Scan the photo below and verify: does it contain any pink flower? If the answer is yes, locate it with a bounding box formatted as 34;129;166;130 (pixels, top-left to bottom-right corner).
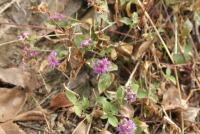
87;0;94;6
47;51;60;69
50;13;64;21
19;31;29;42
30;49;38;57
124;87;137;104
116;118;137;134
80;38;93;48
92;58;112;75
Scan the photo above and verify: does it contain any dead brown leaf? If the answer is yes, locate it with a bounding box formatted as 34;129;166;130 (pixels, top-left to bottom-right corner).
111;48;117;60
69;47;84;78
183;107;200;127
0;88;26;122
74;121;88;134
0;120;19;134
132;37;157;60
38;60;48;73
28;2;48;13
13;110;46;121
162;86;188;110
57;59;68;72
116;42;133;56
93;109;105;119
49;92;74;111
118;104;134;118
0;68;38;92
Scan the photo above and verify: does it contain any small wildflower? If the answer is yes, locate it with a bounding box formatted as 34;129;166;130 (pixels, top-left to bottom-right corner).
50;13;65;21
116;118;137;134
124;87;137;103
92;58;112;75
29;49;38;57
87;0;94;6
80;38;93;48
19;31;29;42
47;51;60;69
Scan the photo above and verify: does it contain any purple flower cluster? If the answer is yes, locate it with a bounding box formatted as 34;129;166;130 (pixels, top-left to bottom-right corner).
50;13;64;21
23;44;38;57
30;49;38;57
124;87;137;103
92;58;112;75
47;51;60;69
116;118;137;134
19;31;29;42
80;38;93;48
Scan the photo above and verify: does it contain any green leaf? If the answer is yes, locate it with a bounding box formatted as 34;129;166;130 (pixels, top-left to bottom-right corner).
82;96;89;110
101;114;108;119
86;58;99;68
59;50;68;57
96;96;107;103
149;94;158;102
116;86;125;104
120;0;136;6
74;104;82;117
74;35;85;48
108;62;118;72
119;17;131;25
103;101;112;113
100;14;113;25
150;84;156;94
111;104;118;114
166;67;171;76
182;19;193;36
100;50;106;56
194;12;200;25
137;89;147;99
98;73;112;94
80;27;90;35
108;115;118;127
66;90;77;103
105;47;113;54
166;75;176;84
172;53;186;64
172;43;193;64
86;114;92;123
130;84;139;93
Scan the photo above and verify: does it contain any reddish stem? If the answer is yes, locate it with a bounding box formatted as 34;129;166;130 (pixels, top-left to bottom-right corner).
106;29;136;39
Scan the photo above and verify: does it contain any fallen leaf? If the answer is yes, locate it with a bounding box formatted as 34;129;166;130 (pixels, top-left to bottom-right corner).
13;111;46;121
118;104;134;118
132;37;157;60
93;109;105;119
0;68;38;92
28;2;48;13
38;60;48;73
0;88;26;122
49;92;74;111
0;120;19;134
111;48;117;60
99;129;112;134
116;42;133;56
162;86;188;110
74;121;88;134
183;107;200;127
